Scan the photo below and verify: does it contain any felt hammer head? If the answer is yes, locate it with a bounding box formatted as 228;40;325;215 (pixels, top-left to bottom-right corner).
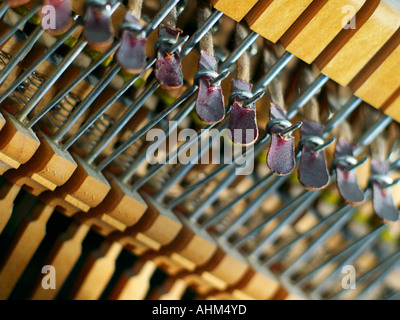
155;25;183;89
83;0;114;50
267;104;297;176
227;79;258;146
195;51;225;124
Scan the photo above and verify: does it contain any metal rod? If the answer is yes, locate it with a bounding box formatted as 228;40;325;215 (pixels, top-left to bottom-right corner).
99;86;198;171
353;115;392;156
142;0;181;36
263;205;355;267
130;120;225;190
153;121;230;201
86;79;159;164
189;168;238;222
253;51;294;94
25;40;119;127
0;25;45;86
53;63;122;142
355;253;400;300
167;134;269;210
241;190;321;254
323;97;362;133
17;38;88;122
348;156;368;171
286;74;329;120
281;210;357;279
0;22;81;106
307;226;385;296
121;96;197;183
0;1;10;20
219;174;290;240
332;251;400;300
313;138;335;153
202;171;276;228
167;52;299;214
220;32;259;72
86;9;224;165
211;95;359;239
242;91;264;107
0;2;42;47
281;121;303;137
210;70;230;86
94;50;196;168
180;10;223;58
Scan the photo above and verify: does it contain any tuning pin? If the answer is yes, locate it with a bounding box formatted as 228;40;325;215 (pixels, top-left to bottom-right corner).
83;0;115;50
155;25;184;89
332;138;365;205
194;51;226;124
266;104;302;176
227;79;259;146
42;0;73;35
116;12;147;74
370;159;400;222
298;121;332;190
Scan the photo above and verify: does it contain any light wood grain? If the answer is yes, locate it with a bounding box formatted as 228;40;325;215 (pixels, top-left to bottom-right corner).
246;0;313;43
41;156;111;216
0;182;21;233
281;0;366;64
0;112;40;174
352;27;400;108
109;260;157;300
83;174;148;236
71;241;123;300
383;91;400;121
0;203;54;300
150;278;187;300
184;249;249;294
212;0;259;22
231;269;281;300
316;0;400;86
30;222;90;300
118;194;183;255
150;222;218;275
5;132;77;195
